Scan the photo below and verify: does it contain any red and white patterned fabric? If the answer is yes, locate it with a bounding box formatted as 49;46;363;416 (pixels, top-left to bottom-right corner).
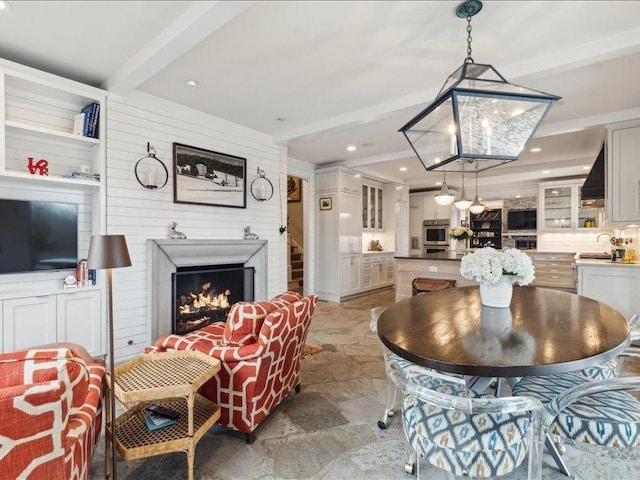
0;343;105;480
148;292;317;438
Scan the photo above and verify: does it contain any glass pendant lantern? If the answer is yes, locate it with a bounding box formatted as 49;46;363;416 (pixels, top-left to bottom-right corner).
399;0;560;173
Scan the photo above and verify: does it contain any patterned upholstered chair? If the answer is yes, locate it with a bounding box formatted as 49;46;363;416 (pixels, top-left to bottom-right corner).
388;355;545;479
148;292;317;443
513;347;640;470
579;314;640;380
0;343;105;480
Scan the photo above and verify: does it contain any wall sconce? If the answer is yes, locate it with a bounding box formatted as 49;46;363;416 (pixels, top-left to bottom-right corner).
134;142;168;189
250;167;274;201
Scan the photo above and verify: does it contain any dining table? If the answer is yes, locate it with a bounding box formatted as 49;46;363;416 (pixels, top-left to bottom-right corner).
377;285;631;476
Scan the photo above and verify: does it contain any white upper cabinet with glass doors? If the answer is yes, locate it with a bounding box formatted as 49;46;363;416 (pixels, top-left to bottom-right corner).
538;179;601;231
362;181;383;230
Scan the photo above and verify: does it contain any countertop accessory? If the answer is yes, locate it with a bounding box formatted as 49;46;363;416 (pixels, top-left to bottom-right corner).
399;0;560;174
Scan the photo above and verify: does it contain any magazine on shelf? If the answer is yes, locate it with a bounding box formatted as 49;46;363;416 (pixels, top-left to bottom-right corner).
144;412;176;431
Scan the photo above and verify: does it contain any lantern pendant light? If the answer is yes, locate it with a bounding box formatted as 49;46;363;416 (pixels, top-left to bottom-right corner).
468;164;485;214
399;0;560;173
434;171;455;206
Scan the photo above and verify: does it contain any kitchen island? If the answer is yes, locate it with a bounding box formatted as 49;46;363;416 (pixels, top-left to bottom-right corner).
394;253;476;302
576;258;640;320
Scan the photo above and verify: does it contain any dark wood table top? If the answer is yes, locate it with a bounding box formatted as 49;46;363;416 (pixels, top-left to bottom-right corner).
378;286;630;377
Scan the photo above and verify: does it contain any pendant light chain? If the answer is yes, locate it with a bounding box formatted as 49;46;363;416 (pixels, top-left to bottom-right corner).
465;16;474;63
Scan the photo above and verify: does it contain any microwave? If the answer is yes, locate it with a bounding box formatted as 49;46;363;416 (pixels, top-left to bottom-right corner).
423;219;450;245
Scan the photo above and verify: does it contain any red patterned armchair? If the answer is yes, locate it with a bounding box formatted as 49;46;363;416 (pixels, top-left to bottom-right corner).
148;292;317;443
0;343;105;480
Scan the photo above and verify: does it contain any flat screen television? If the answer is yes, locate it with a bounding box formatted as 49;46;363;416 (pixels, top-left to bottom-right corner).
507;209;537;230
0;199;78;274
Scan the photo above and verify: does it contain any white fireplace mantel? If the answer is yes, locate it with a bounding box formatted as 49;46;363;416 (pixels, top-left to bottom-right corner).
147;239;268;339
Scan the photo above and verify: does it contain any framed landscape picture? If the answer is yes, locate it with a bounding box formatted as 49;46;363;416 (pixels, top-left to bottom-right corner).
173;143;246;208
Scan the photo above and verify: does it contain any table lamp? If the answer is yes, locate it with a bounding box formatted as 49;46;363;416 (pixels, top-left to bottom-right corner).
87;234;132;480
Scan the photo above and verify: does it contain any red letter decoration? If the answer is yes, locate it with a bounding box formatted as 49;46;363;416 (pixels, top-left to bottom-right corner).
27;157;49;176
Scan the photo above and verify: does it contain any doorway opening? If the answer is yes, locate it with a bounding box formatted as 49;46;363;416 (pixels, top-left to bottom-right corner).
287;175;304;295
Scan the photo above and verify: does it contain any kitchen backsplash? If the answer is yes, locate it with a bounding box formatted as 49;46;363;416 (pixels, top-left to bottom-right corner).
538;227;640;253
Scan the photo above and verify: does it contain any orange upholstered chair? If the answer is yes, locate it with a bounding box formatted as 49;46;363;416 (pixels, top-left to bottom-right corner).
0;343;105;480
148;292;317;443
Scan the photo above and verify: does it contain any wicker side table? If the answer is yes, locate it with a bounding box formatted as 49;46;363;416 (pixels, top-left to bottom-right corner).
105;350;221;480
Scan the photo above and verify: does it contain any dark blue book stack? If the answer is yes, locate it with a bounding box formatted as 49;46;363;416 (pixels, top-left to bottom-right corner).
81;103;100;139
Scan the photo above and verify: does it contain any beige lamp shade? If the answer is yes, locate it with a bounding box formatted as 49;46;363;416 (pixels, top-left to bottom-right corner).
87;235;132;270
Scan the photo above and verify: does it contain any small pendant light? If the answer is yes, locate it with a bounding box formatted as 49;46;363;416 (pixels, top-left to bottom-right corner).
454;166;473;210
469;165;485;214
434;171;455;205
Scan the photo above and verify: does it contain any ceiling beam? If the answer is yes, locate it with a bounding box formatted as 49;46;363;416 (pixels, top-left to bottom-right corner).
273;26;640;146
103;1;255;95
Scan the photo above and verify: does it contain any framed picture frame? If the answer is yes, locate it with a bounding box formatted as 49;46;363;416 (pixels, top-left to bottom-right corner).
319;196;332;211
173;143;246;208
287;176;302;202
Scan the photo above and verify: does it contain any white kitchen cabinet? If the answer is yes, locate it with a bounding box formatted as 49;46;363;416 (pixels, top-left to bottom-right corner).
423;193;451;221
607;120;640;224
361;253;395;292
362;181;383;230
539;179;601;231
340;254;362;296
1;289;102;354
577;263;640;320
315;166;363;302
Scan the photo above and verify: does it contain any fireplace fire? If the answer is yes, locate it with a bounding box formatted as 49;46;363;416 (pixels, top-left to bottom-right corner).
172;265;254;335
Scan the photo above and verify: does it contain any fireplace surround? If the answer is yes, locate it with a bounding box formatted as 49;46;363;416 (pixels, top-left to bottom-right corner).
148;239;268;339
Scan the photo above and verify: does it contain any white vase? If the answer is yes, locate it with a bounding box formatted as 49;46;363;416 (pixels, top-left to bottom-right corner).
455;238;467;255
479;276;513;308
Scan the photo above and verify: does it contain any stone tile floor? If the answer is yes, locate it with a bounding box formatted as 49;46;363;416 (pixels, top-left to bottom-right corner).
91;288;640;479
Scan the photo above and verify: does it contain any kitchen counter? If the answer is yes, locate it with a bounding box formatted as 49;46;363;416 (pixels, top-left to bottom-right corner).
362;250;395;255
575;258;640;267
395;252;464;261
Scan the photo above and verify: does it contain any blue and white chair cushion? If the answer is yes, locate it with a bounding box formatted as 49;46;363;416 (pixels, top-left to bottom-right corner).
578;360;618;380
392;356;534;477
513;372;640;448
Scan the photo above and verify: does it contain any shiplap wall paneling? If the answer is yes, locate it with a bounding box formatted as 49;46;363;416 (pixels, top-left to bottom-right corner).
106;97;283;361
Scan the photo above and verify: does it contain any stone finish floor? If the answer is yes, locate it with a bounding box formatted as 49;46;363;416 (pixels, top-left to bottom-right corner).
91;288;640;479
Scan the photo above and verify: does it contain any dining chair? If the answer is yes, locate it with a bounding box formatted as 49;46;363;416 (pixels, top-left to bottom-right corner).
370;306;398;429
578;314;639;380
388;355;546;479
512;347;640;474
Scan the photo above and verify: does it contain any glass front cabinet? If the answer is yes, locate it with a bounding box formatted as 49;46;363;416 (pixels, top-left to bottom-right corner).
362;182;383;230
539;179;601;231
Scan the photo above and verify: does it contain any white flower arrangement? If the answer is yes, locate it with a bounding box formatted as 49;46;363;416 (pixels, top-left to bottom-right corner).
450;226;474;240
459;247;535;286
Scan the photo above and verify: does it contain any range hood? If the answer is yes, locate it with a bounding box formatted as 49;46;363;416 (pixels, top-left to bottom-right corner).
580;144;605;207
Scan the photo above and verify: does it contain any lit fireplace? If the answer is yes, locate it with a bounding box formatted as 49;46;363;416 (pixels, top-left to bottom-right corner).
172;264;255;335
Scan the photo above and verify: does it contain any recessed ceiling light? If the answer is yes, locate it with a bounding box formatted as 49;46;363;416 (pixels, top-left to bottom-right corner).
346;145;357;152
276;116;287;122
583;165;591;170
541;170;551;174
435;181;442;186
0;1;12;11
185;79;199;86
361;142;375;147
515;195;522;198
354;173;361;178
530;147;542;153
399;167;408;172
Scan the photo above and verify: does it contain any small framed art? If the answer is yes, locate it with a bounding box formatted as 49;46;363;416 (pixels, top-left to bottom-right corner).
319;196;332;211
